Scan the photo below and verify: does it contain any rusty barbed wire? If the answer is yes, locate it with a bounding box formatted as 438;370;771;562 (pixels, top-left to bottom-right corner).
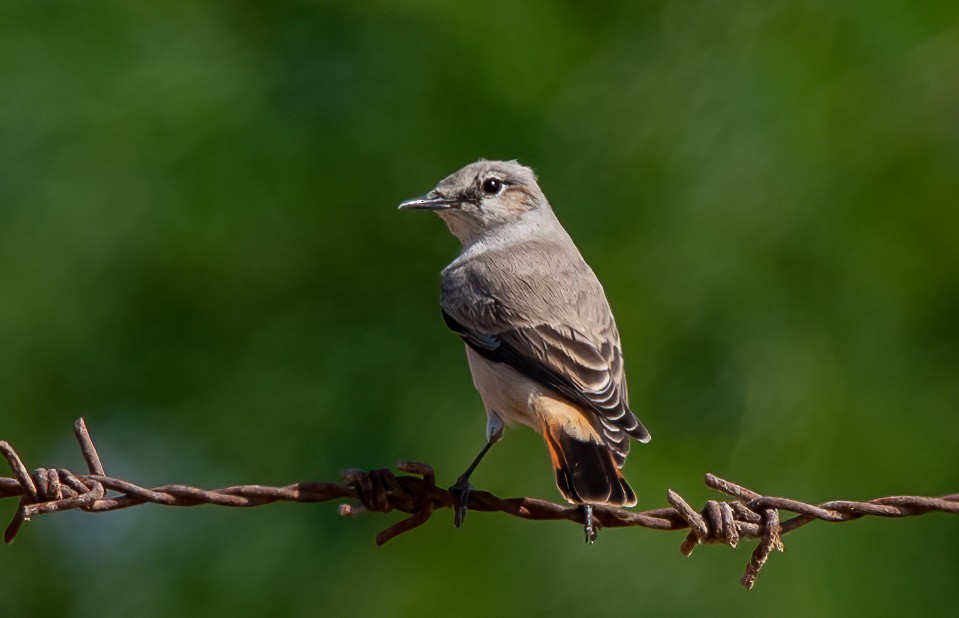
1;419;957;589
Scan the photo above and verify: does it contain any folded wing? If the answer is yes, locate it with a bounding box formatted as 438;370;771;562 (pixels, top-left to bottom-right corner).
442;308;650;467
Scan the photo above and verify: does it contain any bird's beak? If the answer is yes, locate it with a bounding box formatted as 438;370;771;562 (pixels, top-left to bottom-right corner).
397;194;459;211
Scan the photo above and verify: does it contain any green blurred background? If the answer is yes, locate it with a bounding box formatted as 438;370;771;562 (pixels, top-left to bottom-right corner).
2;1;957;615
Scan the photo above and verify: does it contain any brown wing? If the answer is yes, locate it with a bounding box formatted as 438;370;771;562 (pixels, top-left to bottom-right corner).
440;240;650;466
443;310;650;465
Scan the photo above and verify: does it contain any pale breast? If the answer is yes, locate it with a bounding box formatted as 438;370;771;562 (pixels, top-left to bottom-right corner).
466;347;541;430
465;347;602;443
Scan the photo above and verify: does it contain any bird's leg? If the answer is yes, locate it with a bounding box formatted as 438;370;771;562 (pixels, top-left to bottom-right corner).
449;416;503;528
449;440;493;528
582;504;598;544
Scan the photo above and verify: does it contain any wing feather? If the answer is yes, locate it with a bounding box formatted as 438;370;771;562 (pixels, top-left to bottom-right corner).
441;240;651;463
445;310;649;440
442;238;649;465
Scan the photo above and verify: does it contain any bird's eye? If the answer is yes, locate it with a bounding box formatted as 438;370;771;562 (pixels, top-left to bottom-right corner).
482;178;503;195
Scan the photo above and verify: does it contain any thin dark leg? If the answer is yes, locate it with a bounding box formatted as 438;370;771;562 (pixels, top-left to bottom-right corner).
449;435;500;528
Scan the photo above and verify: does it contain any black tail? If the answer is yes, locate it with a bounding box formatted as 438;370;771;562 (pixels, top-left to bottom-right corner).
544;425;637;507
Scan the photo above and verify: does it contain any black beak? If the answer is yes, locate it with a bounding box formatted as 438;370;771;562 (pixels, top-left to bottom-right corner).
397;195;459;211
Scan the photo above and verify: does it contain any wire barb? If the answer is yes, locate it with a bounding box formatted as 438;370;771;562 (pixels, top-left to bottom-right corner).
2;420;957;588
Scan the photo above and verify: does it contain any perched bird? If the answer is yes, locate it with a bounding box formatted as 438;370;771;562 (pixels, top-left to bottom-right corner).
399;160;650;538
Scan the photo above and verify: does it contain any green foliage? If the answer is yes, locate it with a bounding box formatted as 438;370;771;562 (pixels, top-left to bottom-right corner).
1;1;957;615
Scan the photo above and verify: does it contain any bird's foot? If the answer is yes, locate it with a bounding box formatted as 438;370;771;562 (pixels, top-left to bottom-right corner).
449;476;471;528
582;504;598;544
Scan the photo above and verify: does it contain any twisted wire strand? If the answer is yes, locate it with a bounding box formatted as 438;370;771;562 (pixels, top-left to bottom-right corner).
1;419;957;589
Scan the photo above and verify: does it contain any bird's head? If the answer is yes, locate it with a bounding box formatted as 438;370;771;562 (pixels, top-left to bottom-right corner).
398;159;550;245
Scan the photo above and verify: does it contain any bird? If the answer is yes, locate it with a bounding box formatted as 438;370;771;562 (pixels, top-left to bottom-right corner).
398;159;650;540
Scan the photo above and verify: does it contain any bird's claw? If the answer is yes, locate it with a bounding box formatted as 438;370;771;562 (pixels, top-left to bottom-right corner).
449;477;471;528
583;504;598;544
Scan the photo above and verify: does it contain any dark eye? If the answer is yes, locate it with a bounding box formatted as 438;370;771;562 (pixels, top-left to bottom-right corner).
482;177;503;195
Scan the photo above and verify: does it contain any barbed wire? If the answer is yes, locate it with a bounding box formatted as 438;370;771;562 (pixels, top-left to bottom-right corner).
2;419;957;589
